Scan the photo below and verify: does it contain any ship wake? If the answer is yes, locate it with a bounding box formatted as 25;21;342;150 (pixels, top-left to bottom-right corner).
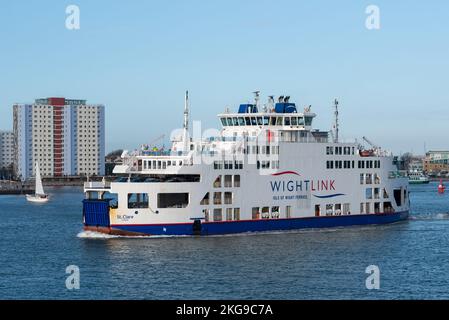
409;213;449;221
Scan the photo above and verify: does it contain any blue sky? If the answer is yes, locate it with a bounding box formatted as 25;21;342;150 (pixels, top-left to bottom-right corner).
0;0;448;154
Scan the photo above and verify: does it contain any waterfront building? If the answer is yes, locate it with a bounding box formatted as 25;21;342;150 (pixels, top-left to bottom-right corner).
0;131;15;169
424;151;449;173
13;97;105;180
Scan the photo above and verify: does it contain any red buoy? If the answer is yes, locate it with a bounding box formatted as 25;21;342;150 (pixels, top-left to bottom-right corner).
438;179;446;194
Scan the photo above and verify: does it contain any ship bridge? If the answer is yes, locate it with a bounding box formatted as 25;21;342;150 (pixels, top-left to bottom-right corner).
218;96;316;132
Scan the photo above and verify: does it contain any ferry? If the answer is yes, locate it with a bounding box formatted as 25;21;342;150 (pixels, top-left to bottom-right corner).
408;170;430;185
82;92;410;236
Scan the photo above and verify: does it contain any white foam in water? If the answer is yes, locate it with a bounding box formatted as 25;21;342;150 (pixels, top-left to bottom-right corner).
76;230;190;239
436;213;449;220
77;230;120;239
410;213;449;220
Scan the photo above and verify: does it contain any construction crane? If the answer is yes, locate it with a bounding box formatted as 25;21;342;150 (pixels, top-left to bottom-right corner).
146;134;166;152
362;136;379;151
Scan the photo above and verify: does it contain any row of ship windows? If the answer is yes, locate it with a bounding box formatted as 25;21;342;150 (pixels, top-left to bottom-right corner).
213;161;244;170
212;175;241;188
360;202;394;214
221;116;312;127
326;160;381;169
200;192;234;205
326;146;355;155
204;208;241;222
245;145;280;155
366;187;389;200
143;160;184;170
204;206;284;222
125;193;189;209
361;173;381;185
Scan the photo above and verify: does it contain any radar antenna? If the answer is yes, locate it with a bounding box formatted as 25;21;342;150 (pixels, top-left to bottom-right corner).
333;99;339;143
183;91;190;153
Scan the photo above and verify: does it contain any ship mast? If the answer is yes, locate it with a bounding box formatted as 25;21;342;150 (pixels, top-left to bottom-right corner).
333;99;339;143
183;90;190;154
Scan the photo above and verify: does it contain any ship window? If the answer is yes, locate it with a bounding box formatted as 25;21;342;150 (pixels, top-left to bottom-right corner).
298;117;304;125
203;209;210;222
393;189;402;207
252;207;260;220
271;206;279;219
343;203;350;215
221;118;227;126
157;193;189;208
226;118;233;126
225;208;233;221
270;117;276;125
326;204;334;216
335;204;342;215
360;203;364;214
284;117;290;126
276;117;283;126
234;208;240;221
234;175;240;187
213;176;222;188
238;117;245;126
224;192;233;204
213;208;222;222
360;174;364;184
162;162;167;169
374;202;381;213
233;117;239;126
251;117;257;126
286;206;292;218
383;188;389;198
261;207;270;219
200;192;210;205
326;146;334;155
245;117;251;125
127;193;149;209
224;175;232;187
213;192;222;205
291;117;297;126
366;174;373;184
305;116;313;126
366;188;373;199
263;116;270;125
257;117;263;126
374;173;381;184
366;202;370;214
384;202;394;213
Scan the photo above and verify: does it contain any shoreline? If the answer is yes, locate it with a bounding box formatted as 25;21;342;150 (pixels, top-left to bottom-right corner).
0;176;114;195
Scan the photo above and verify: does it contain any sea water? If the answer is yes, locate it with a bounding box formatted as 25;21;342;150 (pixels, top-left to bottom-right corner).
0;183;448;299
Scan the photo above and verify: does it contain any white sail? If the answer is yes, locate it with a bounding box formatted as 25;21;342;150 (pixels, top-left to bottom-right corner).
35;162;45;196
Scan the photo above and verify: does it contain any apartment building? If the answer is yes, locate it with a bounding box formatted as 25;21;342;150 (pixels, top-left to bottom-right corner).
13;97;105;180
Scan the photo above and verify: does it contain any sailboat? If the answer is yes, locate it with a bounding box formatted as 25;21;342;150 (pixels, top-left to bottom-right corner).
26;162;49;203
